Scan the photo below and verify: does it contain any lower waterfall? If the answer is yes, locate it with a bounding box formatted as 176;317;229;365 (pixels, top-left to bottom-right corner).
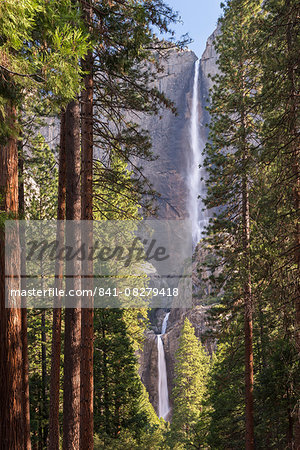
157;312;170;419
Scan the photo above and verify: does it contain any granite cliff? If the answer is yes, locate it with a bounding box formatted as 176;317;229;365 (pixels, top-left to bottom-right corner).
138;30;218;416
133;28;219;221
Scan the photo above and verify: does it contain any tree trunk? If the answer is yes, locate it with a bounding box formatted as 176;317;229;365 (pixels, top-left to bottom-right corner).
19;148;32;449
48;111;66;450
285;1;300;444
0;103;24;448
102;327;110;437
240;88;255;449
80;1;94;447
41;309;47;447
243;175;254;450
63;100;82;450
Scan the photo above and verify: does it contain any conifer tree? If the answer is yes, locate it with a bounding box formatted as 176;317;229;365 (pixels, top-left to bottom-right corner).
170;318;210;448
0;3;37;445
77;0;185;443
22;125;59;449
0;2;88;445
63;99;82;450
204;2;263;447
94;309;160;448
0;94;24;450
255;1;300;441
202;1;300;447
18;144;31;450
207;321;248;449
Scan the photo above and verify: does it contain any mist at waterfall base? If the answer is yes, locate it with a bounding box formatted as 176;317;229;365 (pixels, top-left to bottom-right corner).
157;312;170;419
187;60;209;248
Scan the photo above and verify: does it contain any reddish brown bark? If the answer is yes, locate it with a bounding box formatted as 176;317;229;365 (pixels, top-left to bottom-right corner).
240;73;255;449
0;104;24;449
244;284;254;450
80;1;94;447
21;309;31;450
63;100;82;450
48;111;66;450
41;309;48;446
242;163;254;450
242;177;254;450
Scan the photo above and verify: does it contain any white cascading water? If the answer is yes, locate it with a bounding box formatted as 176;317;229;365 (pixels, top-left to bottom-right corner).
157;312;170;419
188;60;208;246
156;61;208;420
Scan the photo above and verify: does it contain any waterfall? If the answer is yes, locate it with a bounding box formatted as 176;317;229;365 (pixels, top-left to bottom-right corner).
188;60;208;246
157;312;170;419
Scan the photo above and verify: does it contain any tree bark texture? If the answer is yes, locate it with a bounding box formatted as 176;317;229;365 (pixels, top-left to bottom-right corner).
63;100;82;450
80;1;94;447
0;104;24;449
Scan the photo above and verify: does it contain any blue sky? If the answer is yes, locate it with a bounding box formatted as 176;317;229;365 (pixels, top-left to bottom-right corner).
164;0;222;58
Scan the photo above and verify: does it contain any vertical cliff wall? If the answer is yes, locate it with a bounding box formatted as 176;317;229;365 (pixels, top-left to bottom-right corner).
136;49;197;219
134;29;219;223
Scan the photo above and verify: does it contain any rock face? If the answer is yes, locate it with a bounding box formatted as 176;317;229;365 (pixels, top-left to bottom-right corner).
200;27;220;95
133;30;219;221
139;31;218;416
137;49;197;219
163;305;215;411
139;330;159;409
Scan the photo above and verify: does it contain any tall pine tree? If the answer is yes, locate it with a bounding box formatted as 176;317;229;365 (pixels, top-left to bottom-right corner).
204;1;263;446
170;318;210;448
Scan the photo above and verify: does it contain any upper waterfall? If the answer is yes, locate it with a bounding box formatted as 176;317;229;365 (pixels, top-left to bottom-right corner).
188;60;208;246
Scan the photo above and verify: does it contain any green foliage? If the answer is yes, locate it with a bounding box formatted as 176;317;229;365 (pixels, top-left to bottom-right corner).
0;0;88;94
0;0;89;141
94;154;141;220
94;423;166;450
27;309;53;448
94;309;162;447
23;134;58;220
169;318;210;448
0;0;41;60
254;336;299;448
202;0;300;447
207;331;245;449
